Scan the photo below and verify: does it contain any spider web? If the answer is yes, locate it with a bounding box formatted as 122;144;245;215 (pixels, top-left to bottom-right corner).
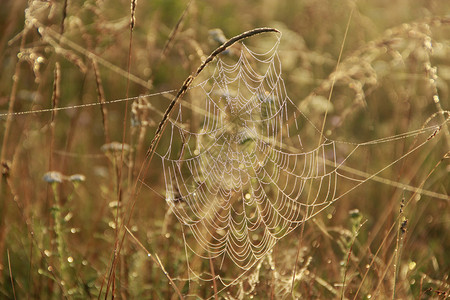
152;34;443;288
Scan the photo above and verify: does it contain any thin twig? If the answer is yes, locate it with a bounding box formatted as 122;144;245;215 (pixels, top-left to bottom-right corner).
392;196;407;300
159;0;193;61
32;19;152;89
59;0;68;36
0;13;28;178
209;256;219;300
124;226;184;299
291;218;305;296
105;1;137;298
49;62;61;170
340;220;366;300
7;249;17;300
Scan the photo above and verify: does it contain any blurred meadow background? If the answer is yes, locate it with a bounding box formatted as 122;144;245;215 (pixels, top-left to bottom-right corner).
0;0;449;299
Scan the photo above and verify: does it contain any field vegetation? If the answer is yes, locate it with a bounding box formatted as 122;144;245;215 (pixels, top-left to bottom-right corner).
0;0;449;299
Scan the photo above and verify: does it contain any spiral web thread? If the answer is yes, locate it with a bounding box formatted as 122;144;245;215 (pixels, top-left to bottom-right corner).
154;35;443;286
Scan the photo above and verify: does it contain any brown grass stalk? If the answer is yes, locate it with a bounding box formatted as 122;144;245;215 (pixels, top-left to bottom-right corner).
49;62;61;171
209;255;219;300
125;226;184;299
159;0;193;61
92;59;111;144
59;0;68;36
0;21;29;276
7;249;17;300
104;1;138;297
32;19;151;89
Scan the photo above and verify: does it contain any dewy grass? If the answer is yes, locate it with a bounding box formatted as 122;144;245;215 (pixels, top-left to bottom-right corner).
42;170;88;297
43;171;69;296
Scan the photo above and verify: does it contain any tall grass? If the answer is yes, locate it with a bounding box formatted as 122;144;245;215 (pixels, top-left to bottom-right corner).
0;0;449;299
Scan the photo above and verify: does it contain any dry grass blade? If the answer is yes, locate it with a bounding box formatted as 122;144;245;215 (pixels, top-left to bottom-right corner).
392;196;406;299
124;226;184;299
31;19;152;89
159;0;193;61
92;59;111;144
49;62;61;170
0;19;28;164
0;24;29;268
105;1;138;297
209;255;219;300
7;249;17;300
318;4;355;147
59;0;68;36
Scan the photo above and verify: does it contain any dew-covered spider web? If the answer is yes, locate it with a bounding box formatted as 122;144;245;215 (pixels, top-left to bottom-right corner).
150;33;446;289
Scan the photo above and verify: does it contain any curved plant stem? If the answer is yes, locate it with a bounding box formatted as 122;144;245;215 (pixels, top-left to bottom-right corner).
145;27;280;161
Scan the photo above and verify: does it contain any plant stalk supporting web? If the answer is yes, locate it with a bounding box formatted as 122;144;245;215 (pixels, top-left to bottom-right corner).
145;27;280;161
